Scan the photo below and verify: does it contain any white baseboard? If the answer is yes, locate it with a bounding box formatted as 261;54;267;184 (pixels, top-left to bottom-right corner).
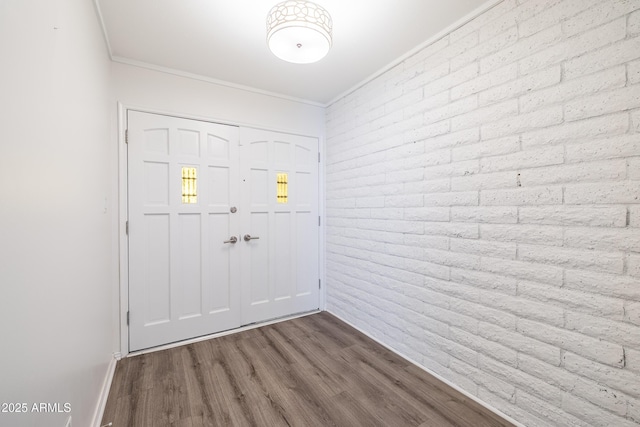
91;354;118;427
327;310;525;427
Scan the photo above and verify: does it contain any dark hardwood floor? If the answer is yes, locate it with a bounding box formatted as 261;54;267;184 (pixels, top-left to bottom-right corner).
102;312;514;427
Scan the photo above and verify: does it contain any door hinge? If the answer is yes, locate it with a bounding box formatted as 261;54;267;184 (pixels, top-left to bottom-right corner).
318;216;321;226
125;129;129;144
126;221;129;235
318;152;320;163
126;311;130;326
319;279;321;289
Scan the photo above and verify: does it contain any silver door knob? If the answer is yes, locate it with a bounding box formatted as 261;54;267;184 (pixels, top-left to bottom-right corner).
243;234;260;242
224;236;238;244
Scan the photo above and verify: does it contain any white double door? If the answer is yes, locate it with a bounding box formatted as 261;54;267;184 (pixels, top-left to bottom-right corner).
127;111;319;351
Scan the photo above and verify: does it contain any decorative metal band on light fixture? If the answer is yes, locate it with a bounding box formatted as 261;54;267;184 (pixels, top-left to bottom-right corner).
267;0;333;64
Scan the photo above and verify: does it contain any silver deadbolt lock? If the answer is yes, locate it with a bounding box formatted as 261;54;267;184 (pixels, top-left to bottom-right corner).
230;207;237;213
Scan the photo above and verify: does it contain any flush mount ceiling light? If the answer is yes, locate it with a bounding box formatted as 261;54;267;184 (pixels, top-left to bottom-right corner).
266;0;333;64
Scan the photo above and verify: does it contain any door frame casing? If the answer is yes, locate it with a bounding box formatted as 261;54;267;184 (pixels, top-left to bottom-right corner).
117;103;326;356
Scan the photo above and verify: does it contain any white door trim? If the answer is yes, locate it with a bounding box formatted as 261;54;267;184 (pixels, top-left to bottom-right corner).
117;102;326;356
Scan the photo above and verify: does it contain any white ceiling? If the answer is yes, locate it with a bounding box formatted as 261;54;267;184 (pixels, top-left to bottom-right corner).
96;0;492;105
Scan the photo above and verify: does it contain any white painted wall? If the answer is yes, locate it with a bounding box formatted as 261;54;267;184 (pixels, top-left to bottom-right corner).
0;0;113;426
111;62;326;136
325;1;640;426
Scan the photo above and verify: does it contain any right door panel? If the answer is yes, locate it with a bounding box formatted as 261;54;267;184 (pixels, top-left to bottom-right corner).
239;128;320;324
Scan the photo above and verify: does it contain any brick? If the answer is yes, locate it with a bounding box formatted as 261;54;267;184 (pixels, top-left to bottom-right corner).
627;347;640;374
385;88;422;115
518;354;629;417
425;248;480;270
631;8;640;35
481;389;551;427
423;63;479;98
564;181;640;204
520;66;626;113
515;390;591;427
404;207;449;221
518;0;601;37
481;224;564;246
517;280;624;320
480;24;563;73
424;222;479;239
629;156;640;180
370;207;403;220
478;354;564;402
451;206;518;223
518;205;627;227
424;160;479;180
423;127;480;151
565;85;640;122
519;17;626;75
564;36;640;80
404;62;450;93
450;99;519;132
629;59;640;84
481;105;564;140
517;318;625;367
563;0;640;37
565;310;640;349
452;135;520;162
452;26;519;72
423;191;478;207
412;178;450;193
564;226;640;252
479;66;561;106
449;359;516;401
384;194;423;208
518;243;624;274
424;276;478;303
426;32;479;73
521;113;628;148
404;36;449;69
632;206;640;227
405;122;450;146
628;253;640;278
481;186;563;206
634;110;640;133
403;234;449;251
403;90;449;120
480;257;564;285
450;0;518;43
450;327;517;366
448;297;517;330
451;170;517;191
480;145;563;173
423;148;451;166
450;267;517;294
566;134;640;163
625;299;640;325
451;63;518;100
423;95;478;125
450;238;516;260
563;351;640;399
565;269;640;301
385;167;423;184
479;322;561;364
562;393;638;427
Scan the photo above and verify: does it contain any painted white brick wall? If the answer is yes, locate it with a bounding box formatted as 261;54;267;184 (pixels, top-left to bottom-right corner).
325;0;640;425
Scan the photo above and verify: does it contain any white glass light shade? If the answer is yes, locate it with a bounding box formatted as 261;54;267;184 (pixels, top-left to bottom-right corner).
267;1;333;64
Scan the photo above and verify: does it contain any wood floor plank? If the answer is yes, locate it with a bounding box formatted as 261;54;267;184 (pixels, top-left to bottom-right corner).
102;312;515;427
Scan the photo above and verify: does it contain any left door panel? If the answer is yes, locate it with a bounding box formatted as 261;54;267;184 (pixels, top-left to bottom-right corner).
128;111;240;351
